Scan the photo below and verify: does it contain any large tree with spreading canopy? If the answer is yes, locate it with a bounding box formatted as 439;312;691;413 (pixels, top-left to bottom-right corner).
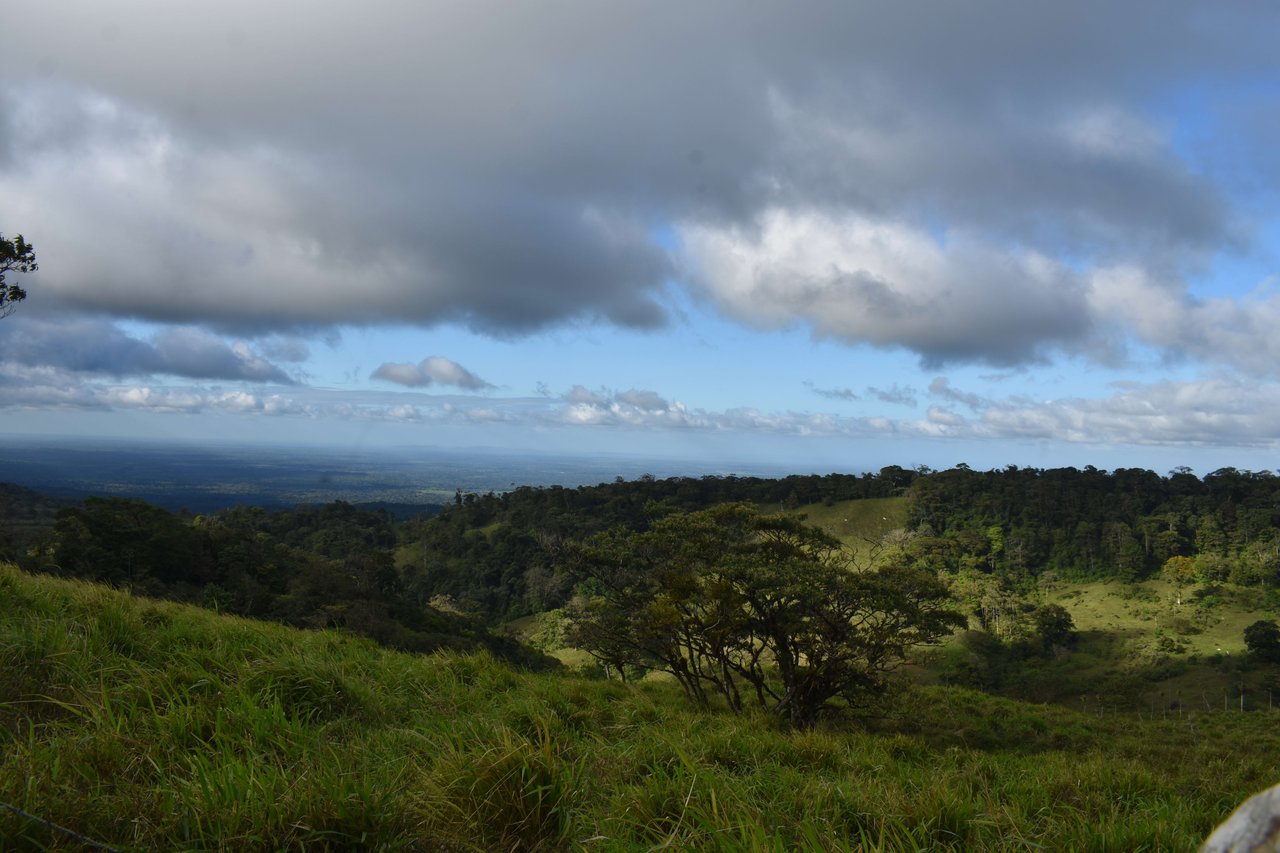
566;503;962;728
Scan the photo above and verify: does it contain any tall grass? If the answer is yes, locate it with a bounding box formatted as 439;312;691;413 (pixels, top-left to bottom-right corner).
0;562;1271;850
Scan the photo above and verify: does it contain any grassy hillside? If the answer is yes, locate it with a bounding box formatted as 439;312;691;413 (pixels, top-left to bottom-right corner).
1048;577;1269;656
1027;577;1280;710
784;497;909;542
782;496;910;563
4;563;1280;850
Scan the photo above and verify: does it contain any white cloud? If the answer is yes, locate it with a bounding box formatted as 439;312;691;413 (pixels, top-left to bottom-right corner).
564;385;606;405
98;386;205;412
371;356;492;390
974;378;1280;446
1087;267;1280;377
681;208;1092;367
213;391;261;412
615;388;670;412
6;363;1280;451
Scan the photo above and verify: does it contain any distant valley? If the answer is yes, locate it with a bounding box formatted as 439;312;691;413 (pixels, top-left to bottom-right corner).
0;436;805;514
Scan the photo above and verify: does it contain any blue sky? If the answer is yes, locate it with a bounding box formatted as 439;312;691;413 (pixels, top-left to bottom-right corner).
4;2;1280;475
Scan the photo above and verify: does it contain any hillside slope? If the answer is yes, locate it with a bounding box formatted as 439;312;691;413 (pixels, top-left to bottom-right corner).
3;563;1279;850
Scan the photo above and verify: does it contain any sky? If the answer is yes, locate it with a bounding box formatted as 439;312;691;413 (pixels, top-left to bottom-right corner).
4;1;1280;474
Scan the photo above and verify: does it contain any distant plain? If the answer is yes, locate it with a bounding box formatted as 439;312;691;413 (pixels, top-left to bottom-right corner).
0;436;806;513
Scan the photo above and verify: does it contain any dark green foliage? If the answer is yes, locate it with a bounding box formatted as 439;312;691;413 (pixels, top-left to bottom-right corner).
35;496;553;669
905;465;1280;584
1244;620;1280;663
0;483;68;562
1034;603;1076;651
0;232;36;317
566;504;963;728
398;468;916;621
51;497;217;587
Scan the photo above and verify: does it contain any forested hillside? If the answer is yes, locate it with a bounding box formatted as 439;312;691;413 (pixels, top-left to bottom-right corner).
14;495;550;669
905;465;1280;583
396;469;911;619
6;463;1280;695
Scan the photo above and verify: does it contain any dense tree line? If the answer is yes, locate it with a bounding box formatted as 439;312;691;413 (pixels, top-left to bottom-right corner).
905;465;1280;585
27;497;552;668
0;483;68;562
399;468;919;620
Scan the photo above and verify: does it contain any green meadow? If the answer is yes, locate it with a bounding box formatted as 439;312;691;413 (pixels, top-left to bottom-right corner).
3;562;1277;851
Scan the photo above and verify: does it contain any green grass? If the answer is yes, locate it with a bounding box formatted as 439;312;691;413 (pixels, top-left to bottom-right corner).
780;497;910;562
1046;578;1262;654
2;562;1276;851
1022;578;1280;708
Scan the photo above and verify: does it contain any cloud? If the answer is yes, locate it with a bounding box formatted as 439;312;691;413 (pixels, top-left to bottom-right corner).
258;337;312;363
7;358;1280;451
804;381;860;402
928;378;988;411
564;385;606;405
1086;267;1280;377
0;317;292;382
554;386;698;428
615;388;670;411
152;329;291;383
968;378;1280;447
0;0;1267;359
926;407;966;428
370;356;492;390
681;209;1093;367
867;385;917;406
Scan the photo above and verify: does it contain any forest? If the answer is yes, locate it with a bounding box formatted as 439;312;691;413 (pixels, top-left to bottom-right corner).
5;463;1280;692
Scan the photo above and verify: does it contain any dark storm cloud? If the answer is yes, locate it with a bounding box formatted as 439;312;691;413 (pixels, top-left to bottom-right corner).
2;1;1275;365
0;317;292;383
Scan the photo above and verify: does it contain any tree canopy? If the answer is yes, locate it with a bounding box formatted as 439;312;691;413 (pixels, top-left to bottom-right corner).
0;233;36;318
565;503;962;728
1244;619;1280;663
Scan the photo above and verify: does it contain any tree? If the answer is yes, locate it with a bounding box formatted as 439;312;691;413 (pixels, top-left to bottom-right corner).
1244;620;1280;664
566;504;963;728
0;233;36;318
1033;603;1075;652
1162;555;1197;606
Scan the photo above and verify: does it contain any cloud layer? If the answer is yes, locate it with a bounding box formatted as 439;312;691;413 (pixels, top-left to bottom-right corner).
7;366;1280;455
3;1;1276;371
0;317;291;382
4;2;1280;470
